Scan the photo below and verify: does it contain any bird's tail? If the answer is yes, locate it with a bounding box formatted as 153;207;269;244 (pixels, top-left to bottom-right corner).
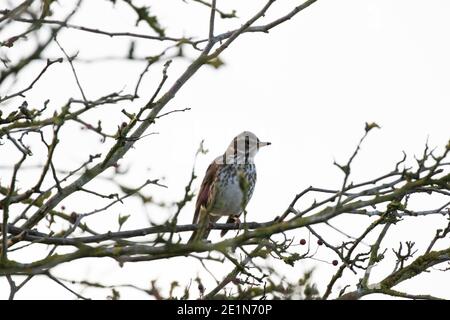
188;227;212;243
188;207;211;243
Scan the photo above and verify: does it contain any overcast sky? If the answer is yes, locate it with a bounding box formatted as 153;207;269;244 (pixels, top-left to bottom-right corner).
1;0;449;299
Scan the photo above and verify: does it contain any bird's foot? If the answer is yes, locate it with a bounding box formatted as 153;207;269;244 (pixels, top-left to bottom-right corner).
232;215;241;228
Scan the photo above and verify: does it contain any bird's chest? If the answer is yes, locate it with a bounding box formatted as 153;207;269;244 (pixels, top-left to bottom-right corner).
211;164;256;215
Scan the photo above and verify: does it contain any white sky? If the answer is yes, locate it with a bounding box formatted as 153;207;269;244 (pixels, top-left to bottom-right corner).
0;0;449;299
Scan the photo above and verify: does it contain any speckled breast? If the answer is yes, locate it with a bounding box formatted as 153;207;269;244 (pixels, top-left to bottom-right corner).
210;163;256;216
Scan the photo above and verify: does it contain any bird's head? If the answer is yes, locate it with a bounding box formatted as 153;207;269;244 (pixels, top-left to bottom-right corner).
218;131;271;164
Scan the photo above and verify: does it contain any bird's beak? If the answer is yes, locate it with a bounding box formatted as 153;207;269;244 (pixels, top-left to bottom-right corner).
260;141;271;147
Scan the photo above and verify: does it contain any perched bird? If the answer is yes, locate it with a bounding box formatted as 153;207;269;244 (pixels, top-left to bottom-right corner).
189;131;271;243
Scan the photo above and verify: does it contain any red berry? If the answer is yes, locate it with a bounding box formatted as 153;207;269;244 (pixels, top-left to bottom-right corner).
300;239;306;245
332;260;338;266
317;239;323;246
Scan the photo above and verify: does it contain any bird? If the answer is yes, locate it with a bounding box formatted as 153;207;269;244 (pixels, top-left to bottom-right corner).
188;131;271;243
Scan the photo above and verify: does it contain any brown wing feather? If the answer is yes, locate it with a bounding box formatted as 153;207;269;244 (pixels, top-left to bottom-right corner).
192;162;219;224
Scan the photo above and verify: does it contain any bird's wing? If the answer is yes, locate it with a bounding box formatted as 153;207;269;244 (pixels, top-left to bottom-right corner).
192;161;219;224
